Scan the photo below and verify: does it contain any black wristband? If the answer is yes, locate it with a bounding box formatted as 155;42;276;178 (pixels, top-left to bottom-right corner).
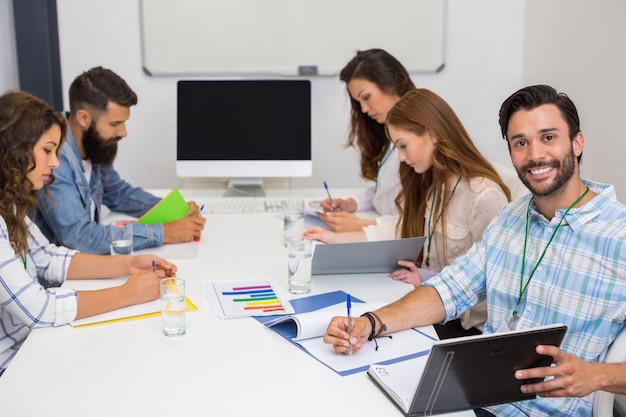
360;312;377;341
369;311;387;337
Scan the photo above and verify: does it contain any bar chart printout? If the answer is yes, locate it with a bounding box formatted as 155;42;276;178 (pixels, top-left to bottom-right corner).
203;280;295;318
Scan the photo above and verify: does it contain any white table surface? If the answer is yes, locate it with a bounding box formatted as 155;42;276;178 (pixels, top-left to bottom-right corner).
0;189;475;417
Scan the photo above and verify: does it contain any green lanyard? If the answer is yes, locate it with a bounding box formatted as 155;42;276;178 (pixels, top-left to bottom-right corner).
375;142;392;192
513;186;590;317
425;177;462;267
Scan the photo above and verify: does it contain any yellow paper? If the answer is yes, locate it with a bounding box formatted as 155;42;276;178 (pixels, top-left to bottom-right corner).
72;297;198;329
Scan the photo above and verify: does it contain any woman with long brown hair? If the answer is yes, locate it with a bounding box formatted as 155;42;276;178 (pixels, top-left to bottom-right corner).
307;88;511;331
317;49;415;233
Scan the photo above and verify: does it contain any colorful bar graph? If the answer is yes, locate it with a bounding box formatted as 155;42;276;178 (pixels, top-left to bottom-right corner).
213;281;292;318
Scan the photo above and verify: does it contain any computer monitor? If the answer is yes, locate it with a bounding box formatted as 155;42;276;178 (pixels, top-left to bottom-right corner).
176;79;312;196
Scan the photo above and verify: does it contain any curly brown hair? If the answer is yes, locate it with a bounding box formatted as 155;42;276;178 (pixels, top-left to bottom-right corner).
340;49;415;181
0;91;67;257
385;89;511;263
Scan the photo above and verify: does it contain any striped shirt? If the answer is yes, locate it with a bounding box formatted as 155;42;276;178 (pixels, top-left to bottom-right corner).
0;215;77;375
426;180;626;416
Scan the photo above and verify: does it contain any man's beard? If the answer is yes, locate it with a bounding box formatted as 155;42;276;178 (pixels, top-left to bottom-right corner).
515;147;576;197
82;123;121;166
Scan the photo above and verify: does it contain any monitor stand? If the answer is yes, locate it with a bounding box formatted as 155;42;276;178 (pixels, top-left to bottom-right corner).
224;177;266;197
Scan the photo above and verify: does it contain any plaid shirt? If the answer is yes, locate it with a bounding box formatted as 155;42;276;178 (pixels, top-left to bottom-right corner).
0;216;77;375
427;180;626;417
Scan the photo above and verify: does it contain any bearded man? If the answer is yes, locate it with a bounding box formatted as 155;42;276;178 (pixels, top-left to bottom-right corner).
33;67;205;254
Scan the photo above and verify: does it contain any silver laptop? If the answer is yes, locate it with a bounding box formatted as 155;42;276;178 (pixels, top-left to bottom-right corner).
312;237;426;275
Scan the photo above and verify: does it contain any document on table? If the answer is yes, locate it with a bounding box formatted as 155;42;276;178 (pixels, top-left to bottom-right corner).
202;280;295;319
255;291;437;376
63;277;197;327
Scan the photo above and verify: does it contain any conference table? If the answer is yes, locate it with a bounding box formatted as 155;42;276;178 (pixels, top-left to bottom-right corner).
0;188;474;417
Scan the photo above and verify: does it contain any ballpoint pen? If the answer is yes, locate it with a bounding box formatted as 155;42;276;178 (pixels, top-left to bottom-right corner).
323;181;333;208
193;204;205;242
346;293;352;355
152;260;156;272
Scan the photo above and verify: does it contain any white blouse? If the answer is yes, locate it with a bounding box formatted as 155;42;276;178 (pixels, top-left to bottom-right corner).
363;176;509;330
351;145;401;216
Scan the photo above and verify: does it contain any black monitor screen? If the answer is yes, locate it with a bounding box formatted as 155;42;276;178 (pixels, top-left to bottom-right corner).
177;80;311;161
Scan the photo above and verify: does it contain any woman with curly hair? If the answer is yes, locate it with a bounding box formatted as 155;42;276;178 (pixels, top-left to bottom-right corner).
0;90;176;376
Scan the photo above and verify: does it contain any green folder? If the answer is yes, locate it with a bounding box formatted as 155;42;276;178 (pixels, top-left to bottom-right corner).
136;188;190;224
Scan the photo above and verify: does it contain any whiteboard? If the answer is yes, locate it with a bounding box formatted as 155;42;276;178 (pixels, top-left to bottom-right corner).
140;0;445;76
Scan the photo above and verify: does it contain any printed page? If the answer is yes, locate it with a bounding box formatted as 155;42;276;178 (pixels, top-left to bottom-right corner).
297;326;435;376
264;301;385;341
64;277;197;327
203;280;295;318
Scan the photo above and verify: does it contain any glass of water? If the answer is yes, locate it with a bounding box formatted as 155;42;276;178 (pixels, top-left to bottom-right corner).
282;199;305;246
160;278;186;337
287;236;313;294
109;220;133;255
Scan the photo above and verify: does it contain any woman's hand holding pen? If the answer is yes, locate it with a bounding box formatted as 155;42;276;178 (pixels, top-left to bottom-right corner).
316;211;375;233
122;269;163;305
117;255;177;306
128;254;177;277
323;315;370;354
319;197;356;213
389;260;423;287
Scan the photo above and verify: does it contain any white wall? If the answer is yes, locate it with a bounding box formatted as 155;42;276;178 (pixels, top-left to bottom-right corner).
0;0;18;93
5;1;621;201
523;0;626;201
53;0;524;192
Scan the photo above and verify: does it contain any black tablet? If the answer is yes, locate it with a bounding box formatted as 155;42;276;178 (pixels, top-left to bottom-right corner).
369;323;568;416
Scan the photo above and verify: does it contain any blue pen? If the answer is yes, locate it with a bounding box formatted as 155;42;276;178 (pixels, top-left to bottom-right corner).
194;205;205;242
323;181;333;207
346;293;352;355
152;260;156;272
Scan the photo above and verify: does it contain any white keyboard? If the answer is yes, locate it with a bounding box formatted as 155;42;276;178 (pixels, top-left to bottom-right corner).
200;199;284;214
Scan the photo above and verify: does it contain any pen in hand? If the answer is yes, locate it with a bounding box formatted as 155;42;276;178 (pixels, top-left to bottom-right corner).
323;181;333;211
193;204;205;242
346;293;352;355
152;260;156;272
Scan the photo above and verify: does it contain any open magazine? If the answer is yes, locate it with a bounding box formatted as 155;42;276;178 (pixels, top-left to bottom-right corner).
255;291;437;376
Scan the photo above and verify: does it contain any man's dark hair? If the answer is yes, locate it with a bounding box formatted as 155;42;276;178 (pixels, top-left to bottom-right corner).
499;84;582;163
68;66;137;117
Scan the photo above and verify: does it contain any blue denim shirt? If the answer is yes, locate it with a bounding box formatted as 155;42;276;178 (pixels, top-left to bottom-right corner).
33;126;164;254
